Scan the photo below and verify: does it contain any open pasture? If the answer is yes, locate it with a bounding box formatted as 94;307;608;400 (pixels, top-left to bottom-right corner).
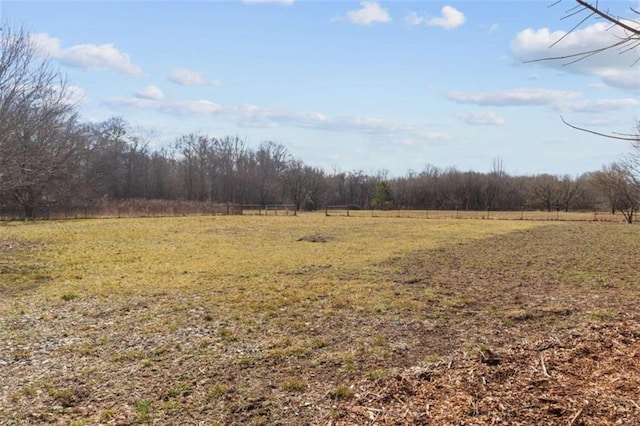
1;214;639;424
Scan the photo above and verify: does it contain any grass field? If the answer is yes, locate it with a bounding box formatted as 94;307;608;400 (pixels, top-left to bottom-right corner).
1;214;639;424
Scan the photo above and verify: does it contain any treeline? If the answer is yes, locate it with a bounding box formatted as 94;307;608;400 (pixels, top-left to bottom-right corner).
0;112;627;217
0;25;638;220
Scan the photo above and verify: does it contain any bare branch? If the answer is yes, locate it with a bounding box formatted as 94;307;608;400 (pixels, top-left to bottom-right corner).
550;11;595;49
560;117;640;141
576;0;640;35
527;1;640;65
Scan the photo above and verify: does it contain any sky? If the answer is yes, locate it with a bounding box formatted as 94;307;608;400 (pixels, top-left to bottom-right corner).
3;0;639;177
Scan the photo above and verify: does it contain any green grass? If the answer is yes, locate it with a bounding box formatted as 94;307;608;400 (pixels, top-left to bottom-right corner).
329;384;356;400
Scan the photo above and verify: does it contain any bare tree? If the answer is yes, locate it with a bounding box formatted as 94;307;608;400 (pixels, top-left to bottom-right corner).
559;174;581;212
529;174;561;212
623;122;640;180
255;142;288;206
85;118;149;199
594;162;638;223
281;159;306;211
0;25;81;218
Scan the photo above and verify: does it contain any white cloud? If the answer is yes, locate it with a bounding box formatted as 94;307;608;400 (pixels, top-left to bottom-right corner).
32;32;61;56
242;0;294;4
446;88;638;114
162;100;222;115
404;12;424;27
135;85;164;101
105;97;222;116
31;32;142;76
104;97;157;110
66;85;87;105
106;92;449;144
595;68;640;92
345;1;391;26
560;98;639;113
427;6;465;30
446;88;581;107
510;22;640;92
456;111;505;126
571;114;637;128
49;84;87;106
62;44;143;76
237;104;328;128
169;68;222;86
332;116;450;142
235;104;449;142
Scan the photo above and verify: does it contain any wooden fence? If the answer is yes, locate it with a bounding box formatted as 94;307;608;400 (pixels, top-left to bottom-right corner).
324;208;626;222
0;200;242;221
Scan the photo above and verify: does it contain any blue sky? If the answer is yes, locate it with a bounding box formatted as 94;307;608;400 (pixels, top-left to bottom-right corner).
3;0;639;176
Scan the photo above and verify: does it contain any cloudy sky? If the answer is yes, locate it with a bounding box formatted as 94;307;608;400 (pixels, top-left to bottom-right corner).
4;0;639;176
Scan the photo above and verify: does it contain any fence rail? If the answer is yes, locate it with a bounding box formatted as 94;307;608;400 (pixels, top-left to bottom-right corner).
0;203;628;223
0;200;242;221
329;209;623;222
265;204;297;216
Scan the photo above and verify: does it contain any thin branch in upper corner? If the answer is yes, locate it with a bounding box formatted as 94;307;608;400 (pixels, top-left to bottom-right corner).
560;117;640;141
530;0;640;66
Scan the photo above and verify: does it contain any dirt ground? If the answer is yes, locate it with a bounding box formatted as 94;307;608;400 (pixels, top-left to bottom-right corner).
340;318;640;425
1;221;639;425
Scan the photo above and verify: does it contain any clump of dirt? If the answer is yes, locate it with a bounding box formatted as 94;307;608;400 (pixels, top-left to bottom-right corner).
297;235;334;243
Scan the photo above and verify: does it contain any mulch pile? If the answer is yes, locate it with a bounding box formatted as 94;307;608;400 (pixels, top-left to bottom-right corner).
338;317;640;425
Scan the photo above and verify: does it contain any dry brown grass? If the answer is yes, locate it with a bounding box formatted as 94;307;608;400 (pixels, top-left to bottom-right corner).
1;215;638;424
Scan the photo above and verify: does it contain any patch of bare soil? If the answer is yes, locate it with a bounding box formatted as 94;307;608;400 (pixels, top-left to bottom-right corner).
297;235;334;243
0;240;40;251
